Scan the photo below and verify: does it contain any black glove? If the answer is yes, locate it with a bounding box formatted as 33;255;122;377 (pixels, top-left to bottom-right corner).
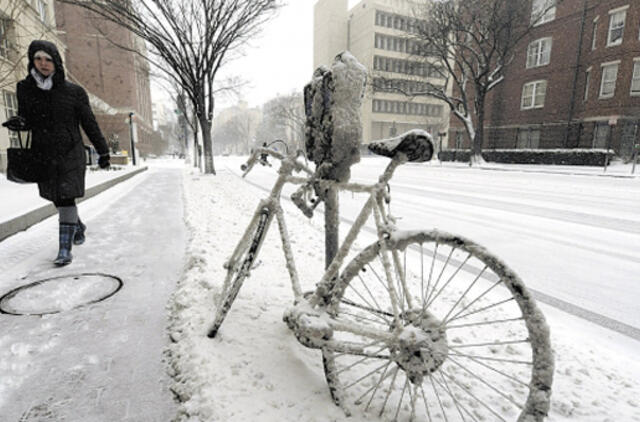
98;153;110;169
2;115;28;131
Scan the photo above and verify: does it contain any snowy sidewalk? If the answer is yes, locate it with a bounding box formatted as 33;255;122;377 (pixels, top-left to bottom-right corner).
1;165;147;242
0;162;185;421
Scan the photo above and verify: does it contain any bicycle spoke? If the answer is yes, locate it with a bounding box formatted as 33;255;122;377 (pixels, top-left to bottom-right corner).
378;366;400;417
366;263;392;297
339;310;388;326
354;361;392;407
425;243;451;306
408;382;418;422
446;316;524;329
447;297;515;324
345;281;391;325
441;264;488;322
364;365;395;411
439;369;508;422
433;373;480;422
447;356;526;409
336;346;389;375
429;374;450;422
425;252;472;311
450;352;530;387
448;338;530;349
437;371;469;422
444;278;504;325
393;377;410;421
356;274;390;323
344;360;393;391
420;386;434;422
449;351;533;365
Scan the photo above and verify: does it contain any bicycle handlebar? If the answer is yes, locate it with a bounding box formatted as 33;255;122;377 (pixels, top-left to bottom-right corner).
241;145;313;178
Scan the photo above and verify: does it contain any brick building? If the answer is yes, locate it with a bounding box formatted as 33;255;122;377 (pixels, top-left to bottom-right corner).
450;0;640;161
54;1;154;158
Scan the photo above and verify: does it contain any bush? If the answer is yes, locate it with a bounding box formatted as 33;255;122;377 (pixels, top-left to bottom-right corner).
438;149;615;166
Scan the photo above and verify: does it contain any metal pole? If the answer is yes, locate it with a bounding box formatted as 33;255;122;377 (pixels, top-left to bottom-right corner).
632;123;639;174
129;112;137;166
324;187;339;269
603;123;613;173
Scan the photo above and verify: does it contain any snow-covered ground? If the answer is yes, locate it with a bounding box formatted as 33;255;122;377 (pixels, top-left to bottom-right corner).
0;165;140;224
168;157;640;422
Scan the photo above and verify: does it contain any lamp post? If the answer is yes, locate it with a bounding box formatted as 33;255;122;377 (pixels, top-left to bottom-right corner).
128;112;137;166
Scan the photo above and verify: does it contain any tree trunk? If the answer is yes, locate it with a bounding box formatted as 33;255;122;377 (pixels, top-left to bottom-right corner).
199;116;216;175
470;94;487;167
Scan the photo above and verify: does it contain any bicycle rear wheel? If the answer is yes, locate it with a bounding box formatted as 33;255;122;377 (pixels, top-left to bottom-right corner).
208;208;271;338
322;230;553;421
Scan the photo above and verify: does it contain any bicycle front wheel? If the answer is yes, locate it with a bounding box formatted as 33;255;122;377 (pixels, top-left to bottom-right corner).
208;208;271;338
322;230;553;422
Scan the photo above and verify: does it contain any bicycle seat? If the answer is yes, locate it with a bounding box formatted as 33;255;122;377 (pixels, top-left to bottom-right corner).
367;129;434;162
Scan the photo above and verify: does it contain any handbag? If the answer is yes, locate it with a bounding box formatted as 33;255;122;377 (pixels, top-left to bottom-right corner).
6;130;45;183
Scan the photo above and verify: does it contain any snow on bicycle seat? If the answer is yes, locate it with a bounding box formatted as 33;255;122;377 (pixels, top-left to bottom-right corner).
367;129;434;162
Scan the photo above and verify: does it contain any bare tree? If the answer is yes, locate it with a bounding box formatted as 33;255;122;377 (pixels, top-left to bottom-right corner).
256;92;305;152
57;0;281;174
381;0;558;165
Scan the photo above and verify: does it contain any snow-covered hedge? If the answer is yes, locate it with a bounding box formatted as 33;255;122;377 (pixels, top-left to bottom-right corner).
439;149;615;166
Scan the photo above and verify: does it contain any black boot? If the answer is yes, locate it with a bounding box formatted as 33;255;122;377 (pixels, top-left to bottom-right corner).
54;223;76;266
74;219;86;245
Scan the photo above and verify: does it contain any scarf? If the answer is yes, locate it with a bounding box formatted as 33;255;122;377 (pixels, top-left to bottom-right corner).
30;68;54;91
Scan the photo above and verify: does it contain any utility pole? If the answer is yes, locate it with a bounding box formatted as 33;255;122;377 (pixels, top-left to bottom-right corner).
129;112;137;165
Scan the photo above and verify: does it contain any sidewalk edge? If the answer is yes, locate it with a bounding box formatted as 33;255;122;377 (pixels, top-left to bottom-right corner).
0;166;148;242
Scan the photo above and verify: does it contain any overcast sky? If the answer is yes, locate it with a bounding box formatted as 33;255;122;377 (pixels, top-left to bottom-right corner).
215;0;360;110
151;1;360;114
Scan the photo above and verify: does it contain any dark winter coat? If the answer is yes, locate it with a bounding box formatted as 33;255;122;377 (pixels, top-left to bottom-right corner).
17;40;109;202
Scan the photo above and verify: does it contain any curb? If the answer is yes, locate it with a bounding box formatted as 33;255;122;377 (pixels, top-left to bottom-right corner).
0;166;148;242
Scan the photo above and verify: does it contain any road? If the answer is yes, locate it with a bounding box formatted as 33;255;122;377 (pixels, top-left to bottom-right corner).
222;156;640;336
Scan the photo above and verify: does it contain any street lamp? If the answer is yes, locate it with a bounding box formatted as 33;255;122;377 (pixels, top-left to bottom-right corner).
128;112;137;166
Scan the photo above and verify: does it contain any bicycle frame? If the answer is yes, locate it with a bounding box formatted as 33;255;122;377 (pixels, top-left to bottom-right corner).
229;146;412;350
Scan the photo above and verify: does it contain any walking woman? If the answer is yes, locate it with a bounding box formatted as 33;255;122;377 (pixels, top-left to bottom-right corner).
5;40;110;265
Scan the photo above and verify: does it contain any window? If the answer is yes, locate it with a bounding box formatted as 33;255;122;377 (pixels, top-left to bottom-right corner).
593;123;610;148
517;129;541;149
531;0;556;25
3;90;19;147
521;80;547;109
526;38;552;68
631;60;640;96
592;19;598;50
455;132;464;149
584;68;591;101
599;62;619;98
607;8;627;46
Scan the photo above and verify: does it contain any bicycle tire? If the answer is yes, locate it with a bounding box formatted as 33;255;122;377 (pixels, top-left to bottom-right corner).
208;208;271;338
321;230;553;422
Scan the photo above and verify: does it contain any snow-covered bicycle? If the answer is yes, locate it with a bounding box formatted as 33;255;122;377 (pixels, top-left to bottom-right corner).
208;130;554;422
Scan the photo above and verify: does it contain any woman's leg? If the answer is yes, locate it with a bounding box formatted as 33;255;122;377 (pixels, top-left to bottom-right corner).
53;199;78;266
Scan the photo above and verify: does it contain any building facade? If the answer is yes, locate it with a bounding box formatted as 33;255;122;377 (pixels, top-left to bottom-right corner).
55;1;154;158
452;0;640;160
0;0;63;171
314;0;450;144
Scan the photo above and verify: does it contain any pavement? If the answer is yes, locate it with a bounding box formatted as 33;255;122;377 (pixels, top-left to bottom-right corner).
0;163;185;421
